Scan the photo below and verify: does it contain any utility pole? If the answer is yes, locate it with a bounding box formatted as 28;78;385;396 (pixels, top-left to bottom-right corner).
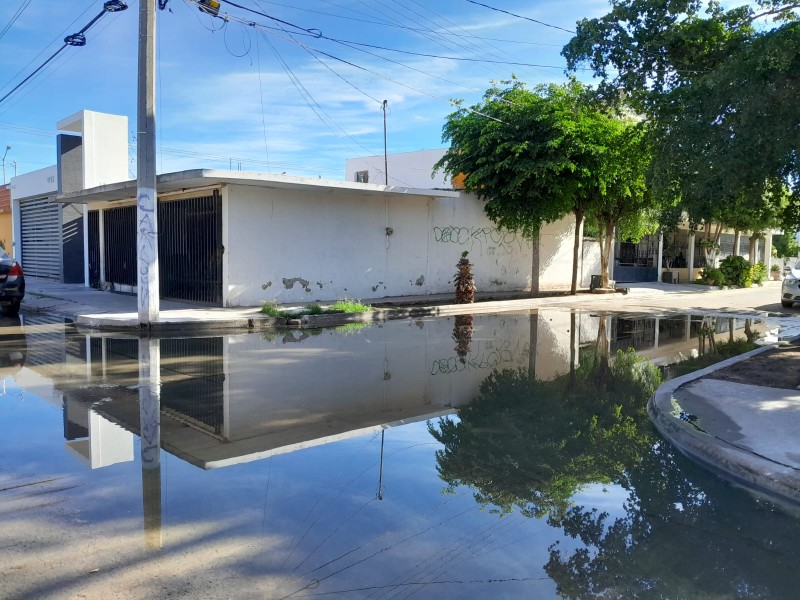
382;100;388;185
1;146;10;185
137;0;159;325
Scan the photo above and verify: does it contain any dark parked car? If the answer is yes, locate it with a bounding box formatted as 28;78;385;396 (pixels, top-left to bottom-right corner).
0;250;25;316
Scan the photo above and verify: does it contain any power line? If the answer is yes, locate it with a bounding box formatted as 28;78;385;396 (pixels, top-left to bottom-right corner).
254;0;562;46
0;0;33;42
0;0;129;107
186;0;582;71
464;0;575;34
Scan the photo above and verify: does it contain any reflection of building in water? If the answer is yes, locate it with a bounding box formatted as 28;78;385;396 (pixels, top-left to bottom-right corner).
63;396;134;469
529;310;768;379
34;314;532;470
22;310;768;471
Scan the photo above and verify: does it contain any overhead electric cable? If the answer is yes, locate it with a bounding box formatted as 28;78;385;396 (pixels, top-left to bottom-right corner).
218;0;321;36
0;0;33;42
0;0;128;107
464;0;575;33
185;0;583;71
184;0;511;123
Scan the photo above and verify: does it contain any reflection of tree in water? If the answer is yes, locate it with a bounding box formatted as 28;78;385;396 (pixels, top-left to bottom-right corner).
430;345;656;521
452;315;474;363
430;323;800;599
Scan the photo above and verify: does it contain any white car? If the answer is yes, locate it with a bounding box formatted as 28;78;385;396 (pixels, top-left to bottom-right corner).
781;260;800;308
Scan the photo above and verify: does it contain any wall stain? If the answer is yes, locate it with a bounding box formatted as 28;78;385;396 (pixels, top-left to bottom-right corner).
414;275;425;286
283;277;311;292
316;282;324;289
261;281;272;290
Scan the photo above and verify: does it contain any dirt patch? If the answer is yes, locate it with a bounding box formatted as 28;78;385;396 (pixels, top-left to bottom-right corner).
706;343;800;391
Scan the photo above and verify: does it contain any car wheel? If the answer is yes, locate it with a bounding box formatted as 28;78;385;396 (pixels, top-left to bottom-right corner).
781;300;794;308
3;300;20;317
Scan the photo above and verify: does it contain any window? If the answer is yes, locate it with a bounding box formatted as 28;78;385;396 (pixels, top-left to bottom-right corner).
355;170;369;183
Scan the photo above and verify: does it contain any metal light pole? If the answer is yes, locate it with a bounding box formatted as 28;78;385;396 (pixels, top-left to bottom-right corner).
1;145;10;184
137;0;159;325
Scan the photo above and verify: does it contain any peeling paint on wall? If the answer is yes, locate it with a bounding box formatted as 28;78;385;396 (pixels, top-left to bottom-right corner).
414;275;425;286
283;277;311;292
261;281;272;290
316;282;324;289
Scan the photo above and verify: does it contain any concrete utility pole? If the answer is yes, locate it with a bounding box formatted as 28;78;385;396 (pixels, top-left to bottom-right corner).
137;0;159;325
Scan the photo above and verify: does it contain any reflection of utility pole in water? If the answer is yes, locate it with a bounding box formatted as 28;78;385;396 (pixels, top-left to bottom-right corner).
377;430;385;500
139;337;162;549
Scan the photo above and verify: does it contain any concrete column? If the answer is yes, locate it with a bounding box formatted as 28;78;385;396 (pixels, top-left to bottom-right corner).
765;232;774;269
687;232;695;281
657;231;664;283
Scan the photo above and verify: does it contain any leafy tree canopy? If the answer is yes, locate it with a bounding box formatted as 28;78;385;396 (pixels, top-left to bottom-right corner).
564;1;800;230
435;78;604;239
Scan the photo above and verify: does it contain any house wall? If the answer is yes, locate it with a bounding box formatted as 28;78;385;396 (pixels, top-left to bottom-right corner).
9;165;58;262
0;185;12;253
225;184;557;305
345;149;451;188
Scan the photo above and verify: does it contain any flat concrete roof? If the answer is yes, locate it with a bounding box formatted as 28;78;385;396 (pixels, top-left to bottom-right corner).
55;168;462;204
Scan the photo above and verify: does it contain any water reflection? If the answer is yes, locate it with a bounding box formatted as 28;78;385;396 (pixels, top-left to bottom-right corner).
2;309;795;599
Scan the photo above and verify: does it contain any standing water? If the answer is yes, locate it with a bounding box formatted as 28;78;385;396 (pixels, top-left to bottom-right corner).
1;310;798;599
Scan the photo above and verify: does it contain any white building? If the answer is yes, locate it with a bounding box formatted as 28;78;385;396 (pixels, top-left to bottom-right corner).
13;113;599;306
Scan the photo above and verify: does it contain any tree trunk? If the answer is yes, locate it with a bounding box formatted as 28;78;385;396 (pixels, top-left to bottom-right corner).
733;228;741;257
570;209;584;295
603;223;614;288
597;220;613;288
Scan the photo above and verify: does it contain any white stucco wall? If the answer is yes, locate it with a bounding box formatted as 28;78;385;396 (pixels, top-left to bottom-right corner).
345;149;451;189
225;184;537;306
539;218;579;290
57;110;129;188
9;165;57;200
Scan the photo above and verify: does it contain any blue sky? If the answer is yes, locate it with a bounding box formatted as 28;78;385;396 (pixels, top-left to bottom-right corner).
0;0;608;182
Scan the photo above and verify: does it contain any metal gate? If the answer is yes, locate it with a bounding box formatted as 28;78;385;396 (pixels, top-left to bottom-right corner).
88;210;100;286
19;197;61;279
99;192;223;304
159;192;223;304
103;206;137;287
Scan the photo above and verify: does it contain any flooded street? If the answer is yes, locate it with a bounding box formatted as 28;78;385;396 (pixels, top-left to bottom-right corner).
2;310;800;599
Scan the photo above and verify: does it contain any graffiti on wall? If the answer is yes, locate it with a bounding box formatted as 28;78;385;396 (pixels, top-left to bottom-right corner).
430;339;529;375
433;225;532;256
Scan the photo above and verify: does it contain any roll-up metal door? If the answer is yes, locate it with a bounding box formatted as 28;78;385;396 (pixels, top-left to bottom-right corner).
19;197;61;279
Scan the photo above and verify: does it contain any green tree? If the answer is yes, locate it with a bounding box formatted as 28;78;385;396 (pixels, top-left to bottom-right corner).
564;1;800;231
436;79;657;293
774;231;800;258
586;119;660;287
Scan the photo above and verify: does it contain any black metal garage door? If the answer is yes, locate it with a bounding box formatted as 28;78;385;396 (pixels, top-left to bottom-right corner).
99;191;223;305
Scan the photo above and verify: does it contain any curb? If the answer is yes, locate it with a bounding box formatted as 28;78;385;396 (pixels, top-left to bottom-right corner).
648;344;800;508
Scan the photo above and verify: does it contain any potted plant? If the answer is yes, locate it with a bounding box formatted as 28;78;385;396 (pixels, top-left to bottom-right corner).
771;263;782;280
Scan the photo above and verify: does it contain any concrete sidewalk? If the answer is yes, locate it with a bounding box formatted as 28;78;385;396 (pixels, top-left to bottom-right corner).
649;341;800;510
21;276;733;333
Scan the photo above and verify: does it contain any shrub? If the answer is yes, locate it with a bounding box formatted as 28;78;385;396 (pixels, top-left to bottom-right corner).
750;262;767;285
699;267;725;286
719;255;752;287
